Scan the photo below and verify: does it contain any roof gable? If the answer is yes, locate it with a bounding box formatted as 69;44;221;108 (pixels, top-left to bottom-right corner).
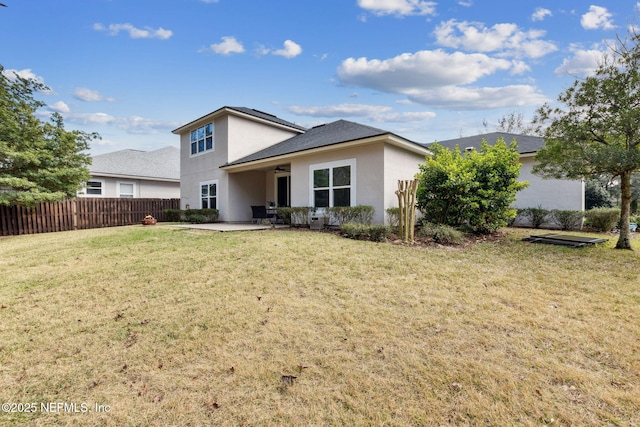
90;146;180;180
172;106;306;134
429;132;544;155
225;119;411;166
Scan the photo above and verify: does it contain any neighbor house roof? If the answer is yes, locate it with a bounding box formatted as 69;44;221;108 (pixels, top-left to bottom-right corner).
90;146;180;181
428;132;544;155
224;119;428;168
172;106;307;134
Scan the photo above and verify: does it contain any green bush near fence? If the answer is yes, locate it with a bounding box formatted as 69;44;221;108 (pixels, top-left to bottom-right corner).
163;208;219;223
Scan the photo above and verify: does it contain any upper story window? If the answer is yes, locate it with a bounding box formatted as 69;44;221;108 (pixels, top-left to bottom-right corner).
190;123;214;155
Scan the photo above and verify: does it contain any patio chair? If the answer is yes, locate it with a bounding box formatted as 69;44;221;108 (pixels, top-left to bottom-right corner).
251;205;269;223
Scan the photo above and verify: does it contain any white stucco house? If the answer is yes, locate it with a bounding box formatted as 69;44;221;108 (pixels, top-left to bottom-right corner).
80;146;180;199
430;132;585;212
172;106;429;224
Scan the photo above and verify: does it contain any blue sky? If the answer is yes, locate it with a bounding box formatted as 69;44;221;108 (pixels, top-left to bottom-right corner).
1;1;638;154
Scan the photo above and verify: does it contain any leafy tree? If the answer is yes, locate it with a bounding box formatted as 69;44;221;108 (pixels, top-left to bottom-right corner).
0;65;97;207
532;33;640;249
495;111;534;135
416;139;528;234
585;178;616;210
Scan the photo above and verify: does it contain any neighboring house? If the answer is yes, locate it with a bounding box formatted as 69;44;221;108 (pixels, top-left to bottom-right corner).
172;106;429;224
80;146;180;199
430;132;585;211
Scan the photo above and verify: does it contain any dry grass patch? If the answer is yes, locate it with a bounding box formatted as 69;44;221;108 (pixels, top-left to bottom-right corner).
0;225;638;426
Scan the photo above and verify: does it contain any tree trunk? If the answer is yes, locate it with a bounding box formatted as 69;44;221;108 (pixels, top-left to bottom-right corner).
616;171;633;250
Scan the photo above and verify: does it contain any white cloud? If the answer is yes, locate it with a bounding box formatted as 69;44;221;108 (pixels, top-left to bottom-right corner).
531;7;552;22
433;19;557;59
337;50;513;93
273;40;302;58
287;103;436;123
458;1;472;7
336;50;548;110
63;112;179;135
404;85;549;109
1;68;51;93
580;5;615;30
202;36;245;55
554;43;608;76
357;0;436;16
288;103;392;117
73;87;114;102
93;23;173;40
373;111;436;122
49;101;70;114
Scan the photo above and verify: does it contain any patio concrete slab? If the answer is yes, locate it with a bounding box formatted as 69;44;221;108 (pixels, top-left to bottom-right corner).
171;223;288;232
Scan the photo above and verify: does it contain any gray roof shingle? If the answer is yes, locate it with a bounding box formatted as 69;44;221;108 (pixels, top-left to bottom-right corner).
226;107;307;132
172;106;307;134
225;119;396;166
90;146;180;180
427;132;544;154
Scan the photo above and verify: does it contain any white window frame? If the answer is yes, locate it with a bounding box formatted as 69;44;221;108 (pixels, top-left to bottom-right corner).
308;159;356;209
200;179;219;209
81;179;105;197
117;181;136;198
190;123;214;157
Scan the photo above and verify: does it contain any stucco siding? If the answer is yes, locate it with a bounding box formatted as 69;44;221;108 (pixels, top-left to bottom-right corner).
383;145;426;219
227;115;300;163
288;144;387;223
515;156;584;211
179;116;230;215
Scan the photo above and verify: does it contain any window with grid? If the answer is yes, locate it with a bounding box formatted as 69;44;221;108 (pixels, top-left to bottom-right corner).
311;160;355;208
200;180;217;209
85;180;103;196
190;123;214;155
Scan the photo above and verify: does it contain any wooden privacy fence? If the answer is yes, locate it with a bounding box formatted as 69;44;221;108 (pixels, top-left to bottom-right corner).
0;198;180;236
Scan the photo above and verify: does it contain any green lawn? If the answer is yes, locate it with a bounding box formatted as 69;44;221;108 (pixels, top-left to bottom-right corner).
0;225;638;426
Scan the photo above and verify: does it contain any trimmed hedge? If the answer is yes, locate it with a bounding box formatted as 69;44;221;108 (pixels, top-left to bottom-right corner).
163;208;219;223
585;208;620;232
550;209;583;231
386;207;400;228
417;222;464;245
340;222;390;242
325;206;374;226
520;206;550;229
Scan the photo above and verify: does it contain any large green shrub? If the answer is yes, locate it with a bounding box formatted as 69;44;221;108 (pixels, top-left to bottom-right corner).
416;139;528;234
585;208;620;232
